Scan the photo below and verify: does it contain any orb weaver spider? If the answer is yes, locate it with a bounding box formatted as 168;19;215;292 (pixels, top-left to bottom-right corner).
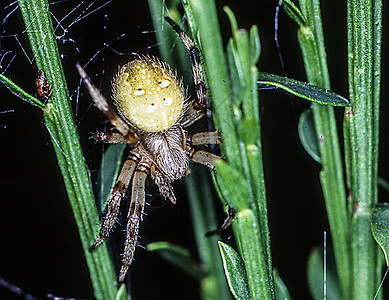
76;17;221;282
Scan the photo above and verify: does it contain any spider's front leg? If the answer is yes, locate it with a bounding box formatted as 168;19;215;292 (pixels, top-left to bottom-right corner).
93;132;137;144
76;63;139;146
165;17;208;111
119;164;148;282
187;131;222;168
90;155;138;251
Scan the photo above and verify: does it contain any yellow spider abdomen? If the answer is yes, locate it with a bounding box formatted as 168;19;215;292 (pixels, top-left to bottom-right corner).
112;57;185;132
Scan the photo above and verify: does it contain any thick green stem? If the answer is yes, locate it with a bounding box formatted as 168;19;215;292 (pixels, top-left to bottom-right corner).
17;1;121;298
346;0;382;298
183;1;274;298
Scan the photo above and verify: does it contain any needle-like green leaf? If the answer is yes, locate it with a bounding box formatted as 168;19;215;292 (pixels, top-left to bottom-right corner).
147;241;206;279
218;241;251;300
371;204;389;266
0;73;44;108
298;109;321;163
258;72;349;107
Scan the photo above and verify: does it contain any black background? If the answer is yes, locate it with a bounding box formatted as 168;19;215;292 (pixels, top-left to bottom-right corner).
0;0;388;299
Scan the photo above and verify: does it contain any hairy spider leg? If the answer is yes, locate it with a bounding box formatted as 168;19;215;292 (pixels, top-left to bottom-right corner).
165;17;208;111
190;131;222;145
119;166;147;282
190;150;220;169
93;132;135;144
187;131;222;168
90;158;137;251
205;206;236;237
76;63;139;146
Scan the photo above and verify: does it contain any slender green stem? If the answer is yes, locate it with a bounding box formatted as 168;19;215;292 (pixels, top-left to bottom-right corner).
296;0;350;297
17;1;121;298
346;0;382;298
186;171;231;300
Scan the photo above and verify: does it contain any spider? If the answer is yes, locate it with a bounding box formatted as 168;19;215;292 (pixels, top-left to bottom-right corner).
76;17;222;282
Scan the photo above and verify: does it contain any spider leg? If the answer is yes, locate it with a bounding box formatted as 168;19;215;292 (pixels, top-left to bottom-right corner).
205;206;236;237
190;150;221;169
165;17;208;111
119;166;147;282
76;63;138;146
94;132;136;144
187;131;222;168
180;106;206;128
90;157;137;251
189;131;222;145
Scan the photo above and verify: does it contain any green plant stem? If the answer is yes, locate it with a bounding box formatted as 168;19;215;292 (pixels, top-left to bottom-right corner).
183;2;274;299
346;0;382;298
17;1;120;299
186;171;231;300
296;0;350;297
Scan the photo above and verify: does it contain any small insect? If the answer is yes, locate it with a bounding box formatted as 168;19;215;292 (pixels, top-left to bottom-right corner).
77;17;222;282
36;69;52;101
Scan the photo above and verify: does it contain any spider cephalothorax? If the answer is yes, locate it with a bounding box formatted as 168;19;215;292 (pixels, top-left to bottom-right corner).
77;17;221;282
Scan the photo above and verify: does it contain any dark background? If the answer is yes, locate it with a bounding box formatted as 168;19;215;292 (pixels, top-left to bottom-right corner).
0;0;388;299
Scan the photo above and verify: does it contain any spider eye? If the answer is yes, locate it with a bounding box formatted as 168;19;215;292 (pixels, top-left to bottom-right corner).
112;57;185;132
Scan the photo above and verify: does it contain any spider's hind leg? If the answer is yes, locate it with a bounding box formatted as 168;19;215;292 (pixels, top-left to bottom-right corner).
90;156;137;251
119;165;148;282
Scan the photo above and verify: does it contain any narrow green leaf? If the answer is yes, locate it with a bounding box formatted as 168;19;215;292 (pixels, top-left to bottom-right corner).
115;284;130;300
281;0;307;26
258;72;350;107
378;177;389;193
218;241;251;300
96;144;126;209
223;6;239;32
238;116;260;146
298;109;321;163
307;247;342;300
0;73;44;108
215;160;250;211
274;271;291;300
147;241;205;279
371;204;389;266
249;25;261;65
235;208;273;300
